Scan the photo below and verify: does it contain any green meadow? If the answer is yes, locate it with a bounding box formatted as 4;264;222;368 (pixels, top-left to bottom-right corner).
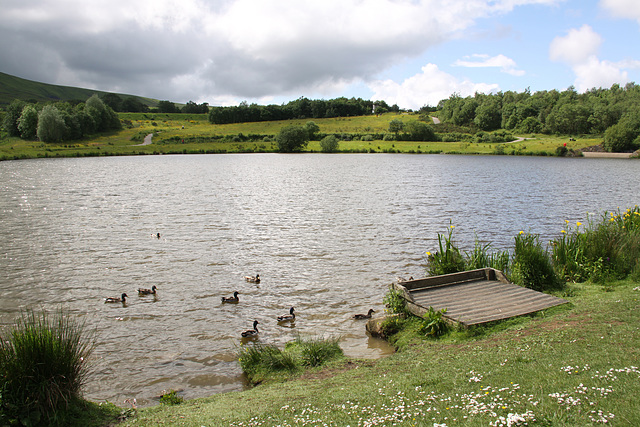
0;112;599;161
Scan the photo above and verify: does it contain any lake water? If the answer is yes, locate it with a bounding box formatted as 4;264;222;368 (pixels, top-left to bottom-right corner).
0;153;638;406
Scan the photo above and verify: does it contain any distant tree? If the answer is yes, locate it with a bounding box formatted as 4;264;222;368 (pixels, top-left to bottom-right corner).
37;105;67;142
518;116;542;134
3;99;26;137
182;100;209;114
101;93;123;112
473;98;502;131
305;121;320;140
17;104;39;140
388;119;404;139
276;125;309;152
157;100;178;113
403;121;437;141
320;135;339;152
121;97;149;113
603;110;640;152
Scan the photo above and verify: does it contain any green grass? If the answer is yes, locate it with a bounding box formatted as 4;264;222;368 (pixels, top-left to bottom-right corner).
0;308;102;426
0;112;602;161
115;278;640;426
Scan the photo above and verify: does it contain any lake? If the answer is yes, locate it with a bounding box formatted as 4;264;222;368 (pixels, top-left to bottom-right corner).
0;153;638;406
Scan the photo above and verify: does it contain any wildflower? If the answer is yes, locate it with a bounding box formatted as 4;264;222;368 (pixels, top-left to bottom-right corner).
519;231;524;235
426;251;431;256
577;222;582;226
561;230;566;233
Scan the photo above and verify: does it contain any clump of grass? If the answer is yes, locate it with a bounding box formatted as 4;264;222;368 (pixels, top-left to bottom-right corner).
512;232;563;292
238;336;343;384
159;390;183;406
291;336;343;368
464;238;511;273
425;221;465;276
552;207;640;283
0;308;94;425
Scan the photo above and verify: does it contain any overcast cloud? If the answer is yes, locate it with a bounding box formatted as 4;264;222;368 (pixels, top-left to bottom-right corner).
1;0;639;109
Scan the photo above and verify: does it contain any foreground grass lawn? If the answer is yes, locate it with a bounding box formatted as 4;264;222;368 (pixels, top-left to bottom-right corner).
117;279;640;426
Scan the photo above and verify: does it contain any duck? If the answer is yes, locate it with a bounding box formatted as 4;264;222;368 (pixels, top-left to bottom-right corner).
138;285;157;295
105;293;128;304
221;291;239;303
244;274;260;284
353;308;375;319
396;276;414;283
277;307;295;323
241;320;259;337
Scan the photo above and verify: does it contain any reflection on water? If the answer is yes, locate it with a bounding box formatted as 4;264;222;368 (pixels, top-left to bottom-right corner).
0;154;638;405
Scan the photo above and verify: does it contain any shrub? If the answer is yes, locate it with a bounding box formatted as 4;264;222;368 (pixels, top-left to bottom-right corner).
511;232;563;292
0;308;94;424
320;135;339;153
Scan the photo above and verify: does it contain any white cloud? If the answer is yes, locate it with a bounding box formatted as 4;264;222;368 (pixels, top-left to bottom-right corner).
549;25;601;65
549;24;637;91
600;0;640;24
368;64;500;110
453;54;525;76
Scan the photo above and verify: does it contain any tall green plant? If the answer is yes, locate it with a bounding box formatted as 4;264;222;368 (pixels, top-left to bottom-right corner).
426;222;465;276
512;232;562;292
0;308;94;425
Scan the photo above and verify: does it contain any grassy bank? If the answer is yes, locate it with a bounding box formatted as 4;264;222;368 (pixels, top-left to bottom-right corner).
114;278;639;426
0;113;600;160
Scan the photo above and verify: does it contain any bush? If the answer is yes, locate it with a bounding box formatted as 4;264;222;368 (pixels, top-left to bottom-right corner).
159;390;183;405
320;135;339;153
293;336;343;367
511;232;563;292
0;308;94;424
276;125;309;152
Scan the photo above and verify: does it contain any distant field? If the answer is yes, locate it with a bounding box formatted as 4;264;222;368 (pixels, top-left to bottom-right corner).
0;112;601;161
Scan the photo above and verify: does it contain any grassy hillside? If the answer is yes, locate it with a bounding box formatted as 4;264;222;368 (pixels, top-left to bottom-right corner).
0;112;601;161
0;71;159;107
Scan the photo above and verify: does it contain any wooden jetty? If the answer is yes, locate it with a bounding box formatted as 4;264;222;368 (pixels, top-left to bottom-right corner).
392;268;568;326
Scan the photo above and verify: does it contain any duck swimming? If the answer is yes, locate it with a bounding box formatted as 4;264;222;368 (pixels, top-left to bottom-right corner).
277;307;295;323
105;293;128;303
244;274;260;284
138;285;157;295
241;320;259;337
353;308;375;319
221;291;239;303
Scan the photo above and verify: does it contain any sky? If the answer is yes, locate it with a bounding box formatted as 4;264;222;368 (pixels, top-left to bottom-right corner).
1;0;639;110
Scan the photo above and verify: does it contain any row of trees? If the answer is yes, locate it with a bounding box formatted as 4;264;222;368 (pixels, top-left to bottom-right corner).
208;97;401;124
437;83;640;152
100;93;209;114
2;95;121;142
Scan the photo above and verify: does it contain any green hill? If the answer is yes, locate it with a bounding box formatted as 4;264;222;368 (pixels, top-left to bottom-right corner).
0;71;159;107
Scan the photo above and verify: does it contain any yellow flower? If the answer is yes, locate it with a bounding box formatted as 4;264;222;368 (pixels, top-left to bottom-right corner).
561;230;567;233
519;231;524;235
450;225;455;229
576;222;582;226
426;251;432;256
565;219;569;224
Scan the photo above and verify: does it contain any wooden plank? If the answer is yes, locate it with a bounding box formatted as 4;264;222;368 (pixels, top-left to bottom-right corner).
399;270;568;326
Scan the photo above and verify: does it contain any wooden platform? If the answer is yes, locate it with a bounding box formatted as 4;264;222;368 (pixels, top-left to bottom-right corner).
392;268;568;326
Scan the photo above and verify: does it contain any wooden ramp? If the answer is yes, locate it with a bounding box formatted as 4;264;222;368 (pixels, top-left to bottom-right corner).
392;268;568;326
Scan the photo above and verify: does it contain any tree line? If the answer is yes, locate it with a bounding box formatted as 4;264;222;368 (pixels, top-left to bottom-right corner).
437;83;640;152
2;95;122;143
100;93;209;114
208;97;401;124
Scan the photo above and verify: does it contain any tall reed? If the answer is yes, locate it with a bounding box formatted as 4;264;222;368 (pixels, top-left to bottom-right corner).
0;308;94;424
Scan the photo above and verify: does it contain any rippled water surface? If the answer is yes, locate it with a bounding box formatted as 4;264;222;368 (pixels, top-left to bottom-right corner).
0;154;638;405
